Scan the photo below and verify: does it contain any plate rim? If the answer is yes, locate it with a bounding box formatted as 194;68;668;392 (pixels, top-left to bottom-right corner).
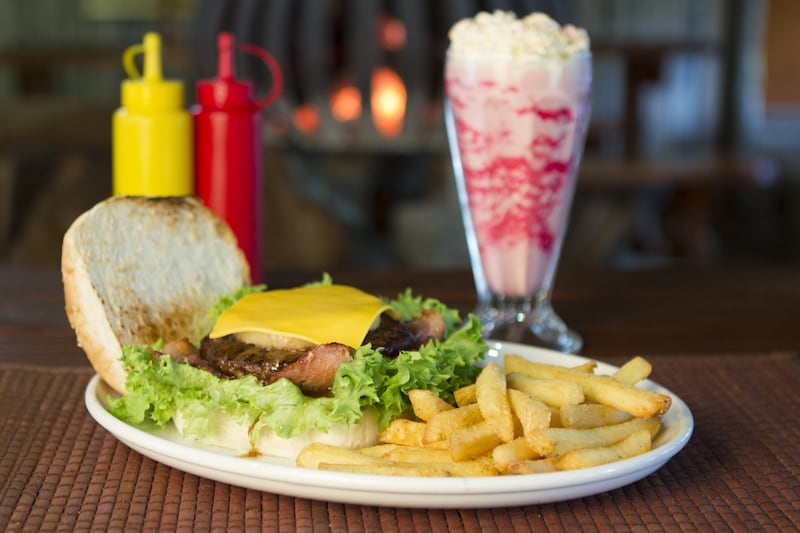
84;341;693;506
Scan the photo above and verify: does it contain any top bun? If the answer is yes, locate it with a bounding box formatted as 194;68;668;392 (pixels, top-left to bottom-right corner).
62;196;250;394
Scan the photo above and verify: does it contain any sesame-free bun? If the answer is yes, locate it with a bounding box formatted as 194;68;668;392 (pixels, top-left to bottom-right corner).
62;196;250;394
63;198;380;458
171;408;380;459
252;409;379;459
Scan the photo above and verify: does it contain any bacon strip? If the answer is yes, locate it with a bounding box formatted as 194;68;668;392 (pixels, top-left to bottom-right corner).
159;310;447;396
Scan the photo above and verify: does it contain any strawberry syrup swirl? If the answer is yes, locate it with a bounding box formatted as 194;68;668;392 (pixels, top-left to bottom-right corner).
448;76;576;255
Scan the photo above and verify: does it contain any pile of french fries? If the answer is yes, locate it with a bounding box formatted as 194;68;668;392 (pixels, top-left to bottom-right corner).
296;354;672;477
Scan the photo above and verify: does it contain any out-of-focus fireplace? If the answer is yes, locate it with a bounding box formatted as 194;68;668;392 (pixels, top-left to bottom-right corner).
194;1;468;147
191;1;570;269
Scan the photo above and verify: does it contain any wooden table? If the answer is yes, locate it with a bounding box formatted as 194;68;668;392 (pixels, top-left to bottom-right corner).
2;265;799;531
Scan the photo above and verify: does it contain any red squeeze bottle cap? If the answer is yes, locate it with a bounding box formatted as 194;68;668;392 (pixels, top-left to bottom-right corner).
197;33;256;110
196;32;282;110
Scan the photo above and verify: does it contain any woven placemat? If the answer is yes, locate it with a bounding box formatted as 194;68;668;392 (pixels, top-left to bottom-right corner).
2;354;799;532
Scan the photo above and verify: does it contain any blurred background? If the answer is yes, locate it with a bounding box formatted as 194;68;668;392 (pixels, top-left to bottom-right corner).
1;0;798;273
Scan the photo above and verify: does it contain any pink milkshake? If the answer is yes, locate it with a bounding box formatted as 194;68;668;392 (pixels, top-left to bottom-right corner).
445;11;591;352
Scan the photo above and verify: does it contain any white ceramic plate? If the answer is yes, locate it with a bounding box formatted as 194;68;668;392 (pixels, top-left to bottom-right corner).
84;341;693;508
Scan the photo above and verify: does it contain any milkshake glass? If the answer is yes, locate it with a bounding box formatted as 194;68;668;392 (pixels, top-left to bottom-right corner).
445;12;591;353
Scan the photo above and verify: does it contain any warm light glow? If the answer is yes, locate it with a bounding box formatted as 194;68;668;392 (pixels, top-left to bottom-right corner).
292;104;320;134
294;71;407;138
371;67;406;138
378;15;406;51
330;84;362;122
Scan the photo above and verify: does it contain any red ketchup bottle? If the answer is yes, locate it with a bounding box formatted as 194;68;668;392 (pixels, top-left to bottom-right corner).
194;32;282;283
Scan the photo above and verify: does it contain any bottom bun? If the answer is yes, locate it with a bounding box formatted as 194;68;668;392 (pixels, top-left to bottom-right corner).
173;409;255;456
173;408;379;461
253;409;379;460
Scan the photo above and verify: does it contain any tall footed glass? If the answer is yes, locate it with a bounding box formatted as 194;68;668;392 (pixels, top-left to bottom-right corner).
445;49;592;353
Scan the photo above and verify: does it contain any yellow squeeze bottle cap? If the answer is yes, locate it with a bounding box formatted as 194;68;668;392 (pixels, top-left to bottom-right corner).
121;32;184;112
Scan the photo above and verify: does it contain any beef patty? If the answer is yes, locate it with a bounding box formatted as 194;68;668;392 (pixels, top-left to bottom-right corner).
157;309;446;396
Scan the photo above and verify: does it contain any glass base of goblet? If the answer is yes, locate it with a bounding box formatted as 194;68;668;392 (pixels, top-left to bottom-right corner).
474;295;583;354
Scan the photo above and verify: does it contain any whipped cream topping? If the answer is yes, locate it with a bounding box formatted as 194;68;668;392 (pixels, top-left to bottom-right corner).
448;11;589;58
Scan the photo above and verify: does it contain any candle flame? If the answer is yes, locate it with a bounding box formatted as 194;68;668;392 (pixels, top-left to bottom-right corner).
330;84;362;123
293;68;407;138
371;67;406;138
293;104;320;134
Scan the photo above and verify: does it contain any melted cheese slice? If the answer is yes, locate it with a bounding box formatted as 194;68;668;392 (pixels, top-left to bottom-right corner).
209;284;393;349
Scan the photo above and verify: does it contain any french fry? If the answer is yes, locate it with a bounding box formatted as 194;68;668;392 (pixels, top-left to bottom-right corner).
504;354;672;418
612;356;652;385
507;373;585;407
528;416;661;458
476;362;515;442
359;443;400;458
449;420;503;461
298;355;670;477
385;446;453;464
510;408;525;439
572;361;597;373
318;462;452;477
507;458;558;475
560;403;633;429
448;455;499;476
548;405;563;428
296;443;392;469
555;429;652;471
454;383;477;407
492;437;538;472
424;439;450;450
409;389;454;421
507;389;551;436
423;403;483;444
379;418;426;447
524;428;556;457
319;456;498;477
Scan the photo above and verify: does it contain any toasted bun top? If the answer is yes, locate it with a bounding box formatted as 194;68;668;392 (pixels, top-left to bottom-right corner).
62;196;251;394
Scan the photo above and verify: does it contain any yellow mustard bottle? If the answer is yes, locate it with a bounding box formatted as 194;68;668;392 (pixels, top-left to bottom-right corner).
113;32;193;196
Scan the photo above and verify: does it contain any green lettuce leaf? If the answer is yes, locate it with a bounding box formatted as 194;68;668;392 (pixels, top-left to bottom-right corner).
385;288;462;337
108;288;486;441
206;284;266;324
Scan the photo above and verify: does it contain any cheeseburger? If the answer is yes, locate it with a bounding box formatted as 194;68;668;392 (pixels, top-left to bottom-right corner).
63;196;486;459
